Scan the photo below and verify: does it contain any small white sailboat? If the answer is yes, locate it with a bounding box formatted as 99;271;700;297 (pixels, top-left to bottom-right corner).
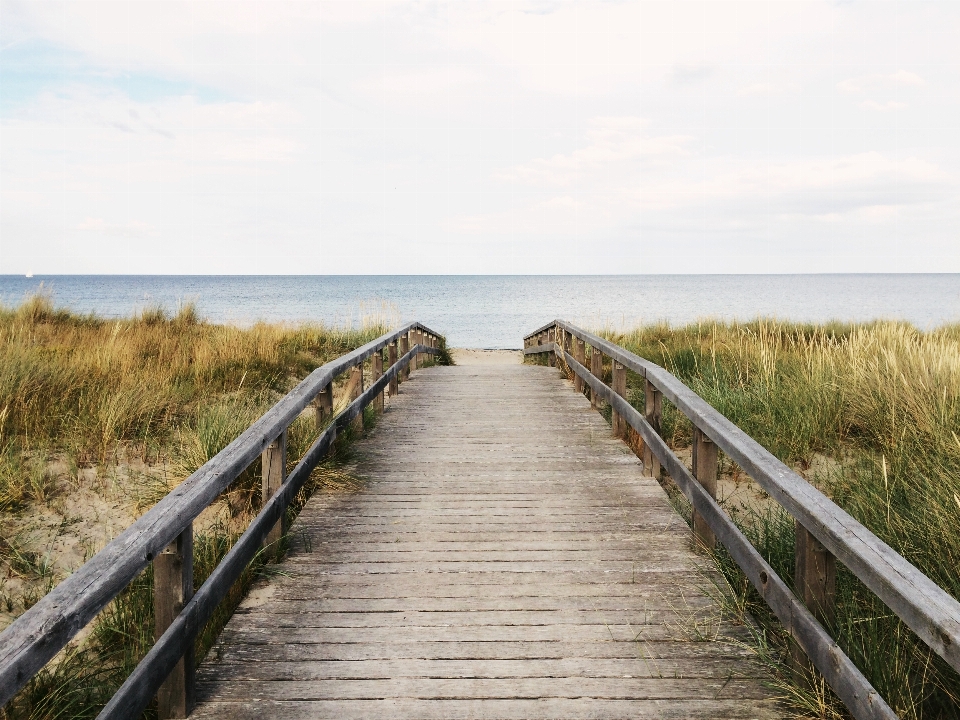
25;272;33;278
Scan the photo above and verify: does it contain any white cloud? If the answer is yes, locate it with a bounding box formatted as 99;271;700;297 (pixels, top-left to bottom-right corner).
860;100;907;112
1;1;959;274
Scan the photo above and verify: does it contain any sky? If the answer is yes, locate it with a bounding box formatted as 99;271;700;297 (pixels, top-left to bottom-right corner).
0;1;958;275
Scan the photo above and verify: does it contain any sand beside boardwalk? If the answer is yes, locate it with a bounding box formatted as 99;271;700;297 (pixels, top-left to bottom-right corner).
451;349;522;365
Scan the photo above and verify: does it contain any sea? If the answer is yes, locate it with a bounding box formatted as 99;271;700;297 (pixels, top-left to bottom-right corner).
0;275;957;349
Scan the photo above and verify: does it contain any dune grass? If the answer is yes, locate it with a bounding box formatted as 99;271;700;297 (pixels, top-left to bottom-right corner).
0;293;397;719
597;319;960;719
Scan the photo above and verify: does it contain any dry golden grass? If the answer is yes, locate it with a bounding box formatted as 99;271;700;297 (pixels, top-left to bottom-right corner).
0;293;395;719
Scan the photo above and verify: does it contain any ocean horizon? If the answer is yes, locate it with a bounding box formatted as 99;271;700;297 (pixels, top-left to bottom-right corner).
1;274;957;349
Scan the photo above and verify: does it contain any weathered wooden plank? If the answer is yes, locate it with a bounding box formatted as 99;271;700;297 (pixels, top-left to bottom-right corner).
195;677;776;702
190;698;781;720
211;639;758;663
198;656;762;681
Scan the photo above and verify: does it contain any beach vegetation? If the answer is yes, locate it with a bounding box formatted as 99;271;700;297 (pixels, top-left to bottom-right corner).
0;293;397;719
599;319;960;719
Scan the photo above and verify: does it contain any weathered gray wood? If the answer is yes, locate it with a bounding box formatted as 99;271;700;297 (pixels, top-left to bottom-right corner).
372;352;383;412
562;348;896;720
315;383;333;430
643;379;662;478
154;526;194;719
574;338;586;393
401;334;410;380
795;520;837;627
692;427;718;551
261;431;287;554
546;328;556;366
611;360;626;438
0;322;440;706
553;319;960;678
388;342;398;396
349;366;363;432
192;360;780;719
590;346;603;410
189;698;783;720
793;520;838;679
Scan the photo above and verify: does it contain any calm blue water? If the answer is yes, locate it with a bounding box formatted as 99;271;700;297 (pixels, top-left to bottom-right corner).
0;275;957;348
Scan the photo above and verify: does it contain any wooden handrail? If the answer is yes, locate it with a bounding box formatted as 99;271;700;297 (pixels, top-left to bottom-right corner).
525;320;960;720
0;322;441;711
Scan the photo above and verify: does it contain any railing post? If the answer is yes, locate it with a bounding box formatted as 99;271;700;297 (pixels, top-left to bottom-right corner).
574;338;586;393
373;350;384;412
692;427;718;551
389;340;399;395
546;328;556;367
590;347;603;410
791;521;837;680
644;379;662;478
350;364;363;431
401;333;410;381
611;361;626;438
262;430;288;554
795;520;837;626
154;525;194;719
315;383;333;431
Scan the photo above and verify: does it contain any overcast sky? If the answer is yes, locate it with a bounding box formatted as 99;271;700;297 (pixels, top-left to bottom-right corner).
1;1;958;274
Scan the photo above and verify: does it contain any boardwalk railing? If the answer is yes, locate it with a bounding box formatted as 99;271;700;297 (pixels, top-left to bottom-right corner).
0;322;442;719
525;320;960;720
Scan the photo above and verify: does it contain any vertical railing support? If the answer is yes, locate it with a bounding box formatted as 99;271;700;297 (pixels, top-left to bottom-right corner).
795;519;837;625
590;347;603;410
262;430;288;555
574;338;586;393
792;521;837;680
350;365;363;431
692;427;718;551
315;383;333;431
373;351;384;412
547;328;556;367
389;341;399;395
611;361;626;438
401;334;411;381
154;525;194;719
644;380;662;478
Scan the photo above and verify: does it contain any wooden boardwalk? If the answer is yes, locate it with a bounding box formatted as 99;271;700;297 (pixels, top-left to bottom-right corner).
193;356;781;719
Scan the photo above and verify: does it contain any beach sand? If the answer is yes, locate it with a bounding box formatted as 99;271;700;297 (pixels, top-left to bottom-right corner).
451;348;522;365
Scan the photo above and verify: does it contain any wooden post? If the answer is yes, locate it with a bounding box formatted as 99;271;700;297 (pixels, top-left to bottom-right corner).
154;525;194;719
389;341;399;396
792;521;837;679
692;427;718;551
373;351;384;412
262;430;287;554
547;328;556;367
644;380;662;478
401;334;410;381
795;521;837;626
611;361;626;438
574;338;586;393
590;347;604;410
315;383;333;431
350;365;363;432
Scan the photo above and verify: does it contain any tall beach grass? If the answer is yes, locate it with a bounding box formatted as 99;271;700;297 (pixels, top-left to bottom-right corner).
601;319;960;719
0;293;396;719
